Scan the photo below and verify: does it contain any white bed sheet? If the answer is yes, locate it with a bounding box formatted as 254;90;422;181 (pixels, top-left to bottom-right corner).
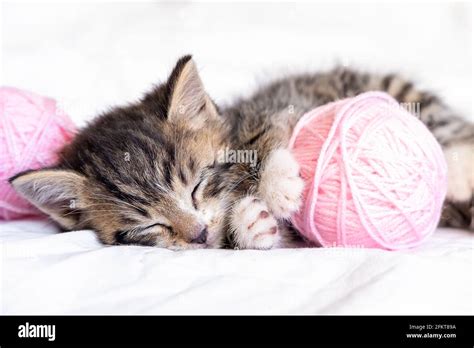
1;220;472;315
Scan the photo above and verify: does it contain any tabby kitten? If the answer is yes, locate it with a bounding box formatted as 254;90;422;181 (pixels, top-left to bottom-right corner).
10;56;473;249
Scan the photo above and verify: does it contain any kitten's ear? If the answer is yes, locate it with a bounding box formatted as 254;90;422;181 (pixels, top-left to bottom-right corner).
9;169;86;229
167;55;219;128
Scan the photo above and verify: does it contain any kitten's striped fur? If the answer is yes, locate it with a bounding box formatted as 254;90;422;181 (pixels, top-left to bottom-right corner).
10;56;473;249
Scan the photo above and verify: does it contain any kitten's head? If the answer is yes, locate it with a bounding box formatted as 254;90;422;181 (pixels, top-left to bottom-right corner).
10;56;234;250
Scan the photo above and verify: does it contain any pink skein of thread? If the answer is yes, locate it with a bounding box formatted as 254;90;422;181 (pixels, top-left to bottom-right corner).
0;87;76;220
289;92;447;250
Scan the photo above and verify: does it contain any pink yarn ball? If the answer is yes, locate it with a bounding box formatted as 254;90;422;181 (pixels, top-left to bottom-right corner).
289;92;447;250
0;87;76;220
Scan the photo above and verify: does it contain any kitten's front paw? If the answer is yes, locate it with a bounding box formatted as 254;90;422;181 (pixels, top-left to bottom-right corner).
231;196;280;250
259;148;305;219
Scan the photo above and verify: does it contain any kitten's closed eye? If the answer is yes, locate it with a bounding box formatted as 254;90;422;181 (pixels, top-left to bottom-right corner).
144;222;174;234
115;221;175;246
191;180;203;209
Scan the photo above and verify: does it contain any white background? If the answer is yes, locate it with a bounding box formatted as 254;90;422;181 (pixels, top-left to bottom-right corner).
2;1;472;127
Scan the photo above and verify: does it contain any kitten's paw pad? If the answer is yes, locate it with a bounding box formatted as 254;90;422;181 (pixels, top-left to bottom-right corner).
259;148;305;219
231;196;280;250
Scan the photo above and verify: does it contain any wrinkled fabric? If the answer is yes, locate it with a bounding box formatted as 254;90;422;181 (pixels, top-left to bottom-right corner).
1;219;472;314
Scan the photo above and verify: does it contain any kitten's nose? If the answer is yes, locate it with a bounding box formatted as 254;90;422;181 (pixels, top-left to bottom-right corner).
191;227;208;244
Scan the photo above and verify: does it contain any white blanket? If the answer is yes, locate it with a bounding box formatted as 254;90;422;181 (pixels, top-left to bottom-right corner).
1;220;472;314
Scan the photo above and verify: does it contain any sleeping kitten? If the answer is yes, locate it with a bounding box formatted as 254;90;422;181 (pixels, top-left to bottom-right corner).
10;56;473;249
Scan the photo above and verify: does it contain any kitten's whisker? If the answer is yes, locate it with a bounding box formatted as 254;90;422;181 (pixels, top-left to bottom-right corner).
153;180;172;194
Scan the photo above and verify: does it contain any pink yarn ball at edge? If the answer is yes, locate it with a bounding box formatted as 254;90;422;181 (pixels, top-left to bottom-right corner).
0;87;76;220
289;92;447;250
